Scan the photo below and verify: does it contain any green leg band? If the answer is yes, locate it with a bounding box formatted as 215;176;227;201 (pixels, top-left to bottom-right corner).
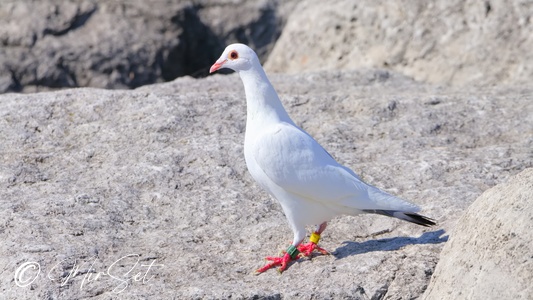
286;245;300;259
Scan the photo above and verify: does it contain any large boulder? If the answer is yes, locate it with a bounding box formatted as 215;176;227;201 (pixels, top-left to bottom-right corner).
0;70;531;298
424;168;533;299
3;0;531;92
265;0;533;86
0;0;297;93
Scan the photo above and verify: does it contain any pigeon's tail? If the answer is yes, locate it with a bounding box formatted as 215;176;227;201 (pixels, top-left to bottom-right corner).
362;209;436;227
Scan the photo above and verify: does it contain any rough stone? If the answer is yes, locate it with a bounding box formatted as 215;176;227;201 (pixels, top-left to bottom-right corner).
265;0;533;86
0;70;531;299
0;0;297;93
424;168;533;300
3;0;531;92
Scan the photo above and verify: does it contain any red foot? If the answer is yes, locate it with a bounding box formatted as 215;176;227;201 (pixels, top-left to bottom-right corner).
255;253;293;274
297;242;329;257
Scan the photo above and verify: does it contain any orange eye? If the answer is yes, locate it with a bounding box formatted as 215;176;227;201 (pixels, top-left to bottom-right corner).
229;50;239;60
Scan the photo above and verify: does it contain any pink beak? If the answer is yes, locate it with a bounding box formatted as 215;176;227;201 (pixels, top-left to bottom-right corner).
209;59;226;73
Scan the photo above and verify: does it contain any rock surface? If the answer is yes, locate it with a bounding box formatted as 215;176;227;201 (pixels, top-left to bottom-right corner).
0;0;297;93
424;168;533;300
3;0;532;93
0;69;531;298
265;0;533;86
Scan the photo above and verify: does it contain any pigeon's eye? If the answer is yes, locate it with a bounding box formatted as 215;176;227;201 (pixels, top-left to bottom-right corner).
229;50;239;60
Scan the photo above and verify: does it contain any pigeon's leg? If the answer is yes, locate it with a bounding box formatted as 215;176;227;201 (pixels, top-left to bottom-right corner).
297;222;330;257
255;228;307;274
255;245;299;274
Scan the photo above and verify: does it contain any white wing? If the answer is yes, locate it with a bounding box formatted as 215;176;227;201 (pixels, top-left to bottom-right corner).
252;122;419;212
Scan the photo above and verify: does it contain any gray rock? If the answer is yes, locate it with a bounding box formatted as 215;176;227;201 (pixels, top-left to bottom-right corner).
4;0;531;92
0;69;531;299
0;0;297;93
264;0;533;86
424;168;533;300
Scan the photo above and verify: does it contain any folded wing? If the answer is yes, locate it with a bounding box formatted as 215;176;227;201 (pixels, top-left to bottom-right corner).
252;122;419;212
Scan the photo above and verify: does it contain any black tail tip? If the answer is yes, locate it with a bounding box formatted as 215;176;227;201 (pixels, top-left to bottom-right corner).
404;213;437;227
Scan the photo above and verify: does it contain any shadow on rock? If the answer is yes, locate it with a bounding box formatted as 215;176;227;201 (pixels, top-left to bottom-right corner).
333;229;448;259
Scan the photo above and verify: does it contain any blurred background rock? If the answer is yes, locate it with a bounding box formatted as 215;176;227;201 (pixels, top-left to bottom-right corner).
1;0;531;93
0;0;297;93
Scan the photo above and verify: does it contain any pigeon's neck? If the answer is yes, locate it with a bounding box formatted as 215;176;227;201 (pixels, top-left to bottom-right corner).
239;64;292;125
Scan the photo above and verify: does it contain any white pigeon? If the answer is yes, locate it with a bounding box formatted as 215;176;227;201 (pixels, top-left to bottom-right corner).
210;43;435;273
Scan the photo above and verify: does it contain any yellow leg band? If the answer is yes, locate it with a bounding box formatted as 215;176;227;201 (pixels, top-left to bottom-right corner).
309;232;321;244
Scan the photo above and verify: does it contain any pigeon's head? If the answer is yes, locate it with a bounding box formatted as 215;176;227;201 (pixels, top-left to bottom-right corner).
210;43;258;73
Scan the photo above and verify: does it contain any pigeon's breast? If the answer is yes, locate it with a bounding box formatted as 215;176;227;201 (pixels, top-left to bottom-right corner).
244;141;277;196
